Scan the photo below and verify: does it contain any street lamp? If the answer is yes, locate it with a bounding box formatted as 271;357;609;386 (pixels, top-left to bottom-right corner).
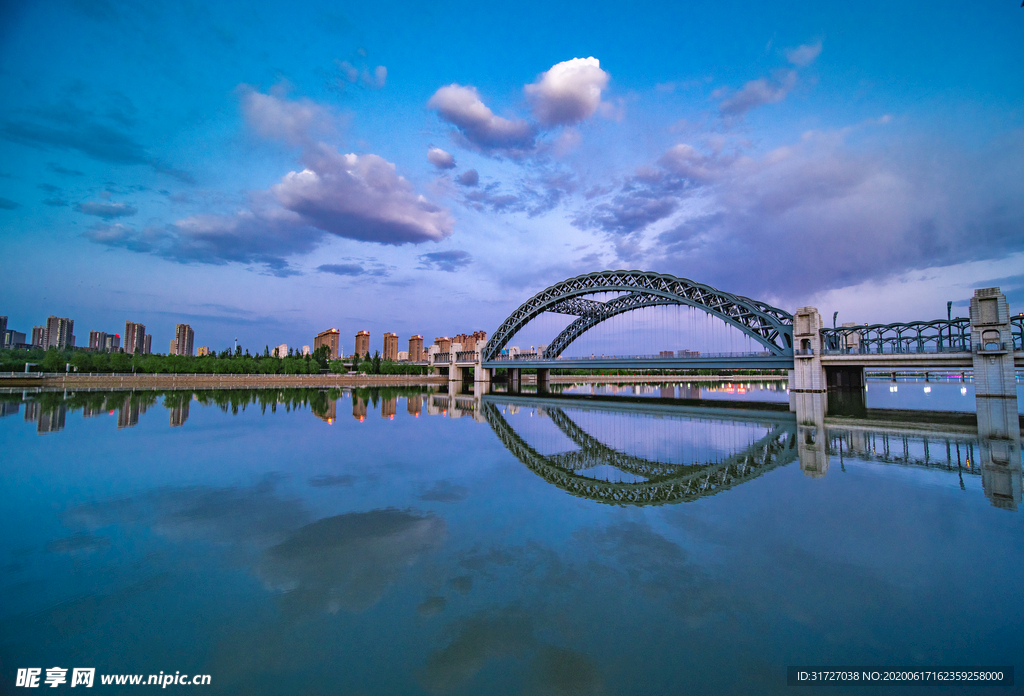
947;301;952;321
832;311;838;329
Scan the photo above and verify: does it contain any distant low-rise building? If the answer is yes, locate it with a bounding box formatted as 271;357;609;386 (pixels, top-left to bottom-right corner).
314;328;340;359
302;345;310;356
383;332;398;361
354;330;370;358
275;343;288;358
397;350;409;361
4;329;27;349
196;346;210;356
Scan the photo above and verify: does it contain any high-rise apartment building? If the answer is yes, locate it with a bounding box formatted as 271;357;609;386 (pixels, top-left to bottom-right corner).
175;324;195;357
143;334;152;355
314;328;340;359
124;321;146;354
31;326;46;348
434;336;452;353
45;316;74;349
169;340;177;355
0;317;6;342
352;395;367;421
89;331;108;351
383;332;398;361
354;330;370;358
381;396;397;419
105;334;121;352
408;335;424;362
275;343;288;358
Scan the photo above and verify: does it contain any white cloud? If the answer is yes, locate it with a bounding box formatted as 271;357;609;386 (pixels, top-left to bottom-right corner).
273;146;454;245
427;84;535;156
239;87;333;145
427;147;456;169
786;41;823;68
524;57;610;127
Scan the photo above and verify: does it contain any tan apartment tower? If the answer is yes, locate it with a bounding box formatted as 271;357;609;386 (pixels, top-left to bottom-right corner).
314;328;340;359
175;324;195;357
383;332;398;361
452;331;488;351
124;321;146;355
408;335;424;362
434;336;452;353
354;330;370;358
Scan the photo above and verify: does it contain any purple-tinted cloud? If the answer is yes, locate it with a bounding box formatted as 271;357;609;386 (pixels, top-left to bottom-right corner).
75;200;138;218
718;70;798;117
418;250;472;272
427;147;456;169
428;84;536;156
456;169;478;186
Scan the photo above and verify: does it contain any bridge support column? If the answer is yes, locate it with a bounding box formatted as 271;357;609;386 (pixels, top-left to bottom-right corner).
791;307;827;400
509;368;521;393
537;369;550;393
448;356;462;393
970;287;1022;510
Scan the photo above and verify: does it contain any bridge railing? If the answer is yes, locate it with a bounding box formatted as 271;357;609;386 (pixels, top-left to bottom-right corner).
487;351;779;362
455;350;479;362
433;352;450;363
820;319;972;355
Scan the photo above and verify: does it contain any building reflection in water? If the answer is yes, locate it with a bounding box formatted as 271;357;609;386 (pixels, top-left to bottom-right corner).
3;382;1019;510
352;396;367;422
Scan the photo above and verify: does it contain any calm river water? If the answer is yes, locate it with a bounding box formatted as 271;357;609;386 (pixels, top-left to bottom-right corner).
1;379;1021;694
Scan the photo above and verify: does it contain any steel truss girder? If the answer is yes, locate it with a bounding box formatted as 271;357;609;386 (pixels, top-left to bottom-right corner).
483;270;794;361
820;318;973;354
483;402;798;506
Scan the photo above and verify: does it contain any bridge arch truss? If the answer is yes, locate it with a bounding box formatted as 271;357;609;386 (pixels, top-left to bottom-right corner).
482;270;794;361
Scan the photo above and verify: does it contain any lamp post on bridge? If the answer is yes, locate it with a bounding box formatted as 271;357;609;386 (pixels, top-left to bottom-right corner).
832;312;838;329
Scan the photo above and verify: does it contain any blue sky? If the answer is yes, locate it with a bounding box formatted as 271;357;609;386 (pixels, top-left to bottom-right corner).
1;0;1022;354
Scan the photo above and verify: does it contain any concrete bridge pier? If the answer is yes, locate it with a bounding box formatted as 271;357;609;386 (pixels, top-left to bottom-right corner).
448;354;463;393
509;368;522;393
537;369;550;393
791;307;827;408
970;287;1022;510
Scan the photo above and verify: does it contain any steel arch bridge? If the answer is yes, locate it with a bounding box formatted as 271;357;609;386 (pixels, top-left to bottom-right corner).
480;270;794;369
482;400;797;506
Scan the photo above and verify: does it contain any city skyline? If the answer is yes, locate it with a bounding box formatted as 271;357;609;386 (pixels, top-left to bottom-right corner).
0;1;1021;352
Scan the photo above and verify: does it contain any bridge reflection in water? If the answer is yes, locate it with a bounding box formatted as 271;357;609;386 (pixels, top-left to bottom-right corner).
428;390;1022;511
